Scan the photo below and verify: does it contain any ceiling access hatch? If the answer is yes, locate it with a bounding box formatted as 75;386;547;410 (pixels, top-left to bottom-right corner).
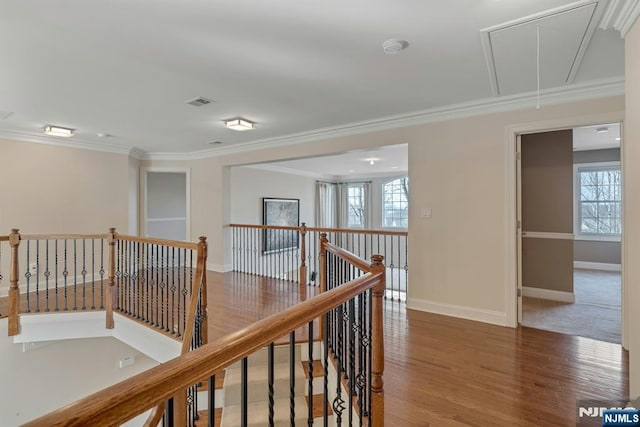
480;0;606;96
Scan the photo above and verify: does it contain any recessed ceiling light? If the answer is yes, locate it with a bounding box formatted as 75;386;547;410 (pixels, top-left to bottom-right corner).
391;166;399;169
616;137;621;141
348;170;355;173
96;133;112;138
596;126;609;133
364;157;380;165
224;118;255;131
44;125;74;138
382;39;409;55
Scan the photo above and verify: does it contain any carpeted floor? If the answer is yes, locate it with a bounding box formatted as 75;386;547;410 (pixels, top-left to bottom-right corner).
522;269;621;343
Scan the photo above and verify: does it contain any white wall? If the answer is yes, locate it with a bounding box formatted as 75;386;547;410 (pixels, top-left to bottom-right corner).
142;97;624;323
0;139;131;296
229;166;315;226
0;318;158;426
624;18;640;400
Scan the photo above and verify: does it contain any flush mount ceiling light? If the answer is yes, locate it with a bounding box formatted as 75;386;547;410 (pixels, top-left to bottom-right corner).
44;125;74;138
364;157;381;165
224;118;255;131
382;39;409;55
596;126;609;133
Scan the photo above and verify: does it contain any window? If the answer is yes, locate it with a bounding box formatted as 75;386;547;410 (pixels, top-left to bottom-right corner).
575;162;621;238
382;177;408;228
347;184;365;227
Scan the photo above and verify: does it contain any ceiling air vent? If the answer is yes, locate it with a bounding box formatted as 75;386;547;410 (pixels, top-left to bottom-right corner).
0;111;14;120
185;97;214;107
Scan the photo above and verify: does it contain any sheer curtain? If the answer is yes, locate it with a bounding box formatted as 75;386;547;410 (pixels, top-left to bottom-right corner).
315;182;336;227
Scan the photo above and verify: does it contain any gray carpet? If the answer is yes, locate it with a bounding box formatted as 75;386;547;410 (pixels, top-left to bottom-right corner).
522;269;621;343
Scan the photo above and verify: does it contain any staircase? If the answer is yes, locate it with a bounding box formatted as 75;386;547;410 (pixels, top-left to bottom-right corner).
195;344;331;426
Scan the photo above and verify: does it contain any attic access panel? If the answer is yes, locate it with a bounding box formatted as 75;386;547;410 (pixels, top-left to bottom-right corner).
481;1;605;96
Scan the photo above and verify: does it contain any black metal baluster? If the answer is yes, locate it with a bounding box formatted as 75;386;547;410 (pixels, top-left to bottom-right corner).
308;320;314;426
323;312;330;427
81;239;87;310
334;302;345;426
290;330;296;427
241;357;248;427
268;342;275;427
182;249;188;334
91;239;95;310
25;241;31;313
348;298;355;426
55;240;59;312
45;240;50;312
63;239;69;311
73;239;78;310
100;238;105;309
367;289;373;418
35;240;40;312
164;398;174;427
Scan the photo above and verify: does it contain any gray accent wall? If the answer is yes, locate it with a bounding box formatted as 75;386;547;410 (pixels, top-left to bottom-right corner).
573;147;621;265
521;130;574;293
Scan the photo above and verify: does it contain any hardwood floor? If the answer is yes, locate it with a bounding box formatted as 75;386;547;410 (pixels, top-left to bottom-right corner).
1;271;629;426
385;305;628;426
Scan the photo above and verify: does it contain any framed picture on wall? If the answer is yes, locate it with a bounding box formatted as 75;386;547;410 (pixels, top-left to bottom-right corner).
262;198;300;253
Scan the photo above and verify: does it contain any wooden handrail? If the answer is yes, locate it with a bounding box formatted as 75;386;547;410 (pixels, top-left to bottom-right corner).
322;238;371;272
24;271;383;427
228;223;408;236
0;235;9;241
20;233;111;240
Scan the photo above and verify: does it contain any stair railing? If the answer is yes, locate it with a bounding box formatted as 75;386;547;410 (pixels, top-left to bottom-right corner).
24;233;385;427
230;222;408;301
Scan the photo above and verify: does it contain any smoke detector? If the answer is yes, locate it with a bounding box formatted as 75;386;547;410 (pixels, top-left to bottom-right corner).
382;39;409;55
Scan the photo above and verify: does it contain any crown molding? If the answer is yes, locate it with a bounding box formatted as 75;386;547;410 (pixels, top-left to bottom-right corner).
141;76;624;161
600;0;640;36
1;76;625;162
0;128;135;156
245;163;335;180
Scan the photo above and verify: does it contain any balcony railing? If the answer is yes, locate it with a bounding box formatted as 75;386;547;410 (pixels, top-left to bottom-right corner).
230;223;408;301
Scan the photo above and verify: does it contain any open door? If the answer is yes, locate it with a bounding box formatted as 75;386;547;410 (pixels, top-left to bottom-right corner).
516;135;523;323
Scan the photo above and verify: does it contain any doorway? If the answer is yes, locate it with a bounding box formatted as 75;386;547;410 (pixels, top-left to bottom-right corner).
516;124;622;343
142;169;190;241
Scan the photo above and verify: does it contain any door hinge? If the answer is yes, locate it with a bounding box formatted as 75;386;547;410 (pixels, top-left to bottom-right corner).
517;288;522;297
517;220;521;230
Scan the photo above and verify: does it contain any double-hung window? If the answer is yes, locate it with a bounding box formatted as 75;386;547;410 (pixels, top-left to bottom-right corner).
382;177;408;228
575;162;621;240
347;183;366;228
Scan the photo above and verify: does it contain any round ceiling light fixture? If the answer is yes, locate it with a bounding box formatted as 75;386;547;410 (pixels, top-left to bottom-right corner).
382;39;409;55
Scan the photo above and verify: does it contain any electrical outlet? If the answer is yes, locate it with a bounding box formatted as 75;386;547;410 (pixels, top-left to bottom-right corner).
119;356;135;368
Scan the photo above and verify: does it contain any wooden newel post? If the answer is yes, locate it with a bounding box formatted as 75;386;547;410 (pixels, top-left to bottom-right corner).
8;229;21;336
198;236;208;345
370;254;385;427
106;227;117;329
299;222;307;286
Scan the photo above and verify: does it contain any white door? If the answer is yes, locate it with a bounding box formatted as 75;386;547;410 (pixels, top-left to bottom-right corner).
143;170;189;241
516;135;523;323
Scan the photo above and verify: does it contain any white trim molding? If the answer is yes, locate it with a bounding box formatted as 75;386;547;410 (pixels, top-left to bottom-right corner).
522;286;576;303
207;262;233;273
522;231;574;240
600;0;640;37
407;298;507;327
574;261;622;271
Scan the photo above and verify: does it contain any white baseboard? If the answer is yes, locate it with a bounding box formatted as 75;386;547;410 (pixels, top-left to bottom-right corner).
574;261;621;272
406;298;507;326
522;286;575;303
207;262;233;273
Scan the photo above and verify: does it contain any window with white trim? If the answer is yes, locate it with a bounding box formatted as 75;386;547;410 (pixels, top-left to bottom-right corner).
347;184;365;227
382;177;408;228
575;162;621;237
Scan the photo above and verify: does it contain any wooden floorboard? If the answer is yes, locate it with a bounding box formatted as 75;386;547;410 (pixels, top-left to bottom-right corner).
1;270;629;426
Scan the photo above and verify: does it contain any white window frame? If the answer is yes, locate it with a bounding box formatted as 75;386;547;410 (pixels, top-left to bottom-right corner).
381;176;409;230
346;183;366;228
573;161;621;242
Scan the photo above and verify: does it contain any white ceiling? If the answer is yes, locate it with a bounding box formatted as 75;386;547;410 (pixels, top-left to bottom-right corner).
573;122;621;150
0;0;628;156
254;144;408;179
